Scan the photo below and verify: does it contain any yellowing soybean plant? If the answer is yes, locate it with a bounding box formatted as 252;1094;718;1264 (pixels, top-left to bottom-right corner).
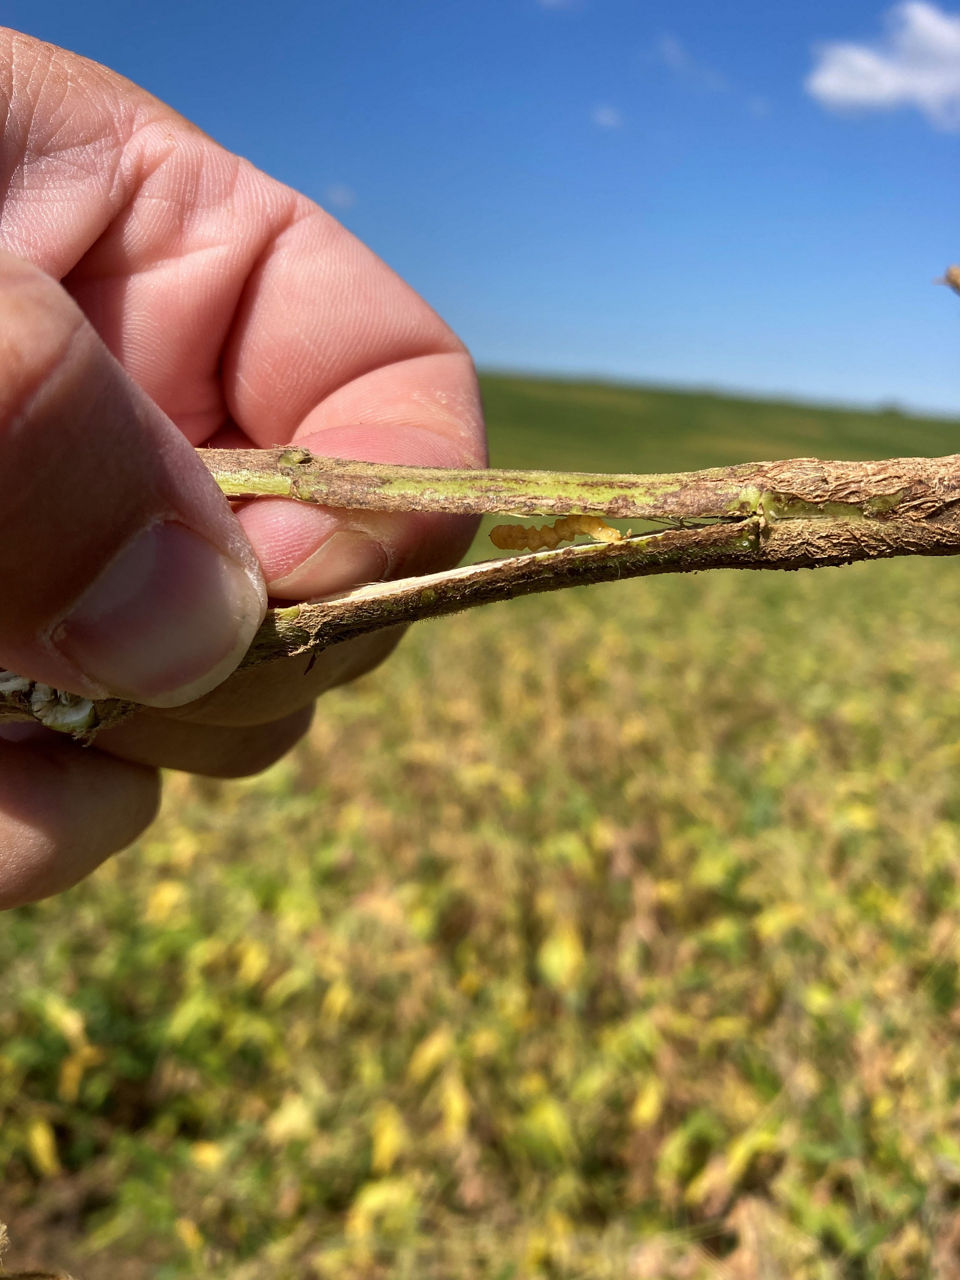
4;377;960;1279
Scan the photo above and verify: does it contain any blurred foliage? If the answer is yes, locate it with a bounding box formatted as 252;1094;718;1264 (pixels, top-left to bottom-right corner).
4;377;960;1277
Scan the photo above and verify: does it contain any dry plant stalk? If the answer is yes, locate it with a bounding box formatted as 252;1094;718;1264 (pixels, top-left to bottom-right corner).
1;269;957;739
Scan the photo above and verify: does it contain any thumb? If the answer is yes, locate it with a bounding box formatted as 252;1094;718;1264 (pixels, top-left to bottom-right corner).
0;252;266;708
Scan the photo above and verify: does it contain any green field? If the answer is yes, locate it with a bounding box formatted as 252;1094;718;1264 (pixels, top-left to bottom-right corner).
3;376;960;1278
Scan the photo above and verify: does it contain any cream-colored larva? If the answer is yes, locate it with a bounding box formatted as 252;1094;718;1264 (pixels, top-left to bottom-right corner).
490;514;623;552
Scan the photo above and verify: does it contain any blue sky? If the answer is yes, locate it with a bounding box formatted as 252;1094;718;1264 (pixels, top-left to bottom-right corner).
5;0;959;415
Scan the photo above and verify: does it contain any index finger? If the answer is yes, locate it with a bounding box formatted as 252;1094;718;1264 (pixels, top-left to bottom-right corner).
1;29;487;594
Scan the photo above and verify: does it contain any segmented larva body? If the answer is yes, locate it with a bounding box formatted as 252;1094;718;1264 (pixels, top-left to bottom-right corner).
490;514;623;552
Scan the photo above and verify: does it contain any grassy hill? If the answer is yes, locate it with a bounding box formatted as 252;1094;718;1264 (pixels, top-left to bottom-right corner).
479;373;960;472
2;378;960;1279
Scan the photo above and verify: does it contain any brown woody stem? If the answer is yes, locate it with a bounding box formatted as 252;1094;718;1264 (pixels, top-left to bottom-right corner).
5;451;960;738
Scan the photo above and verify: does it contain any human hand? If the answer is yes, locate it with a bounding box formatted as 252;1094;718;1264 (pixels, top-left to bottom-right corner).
0;29;486;908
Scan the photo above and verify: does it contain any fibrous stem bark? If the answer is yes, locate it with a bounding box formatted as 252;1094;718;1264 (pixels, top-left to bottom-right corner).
5;449;960;737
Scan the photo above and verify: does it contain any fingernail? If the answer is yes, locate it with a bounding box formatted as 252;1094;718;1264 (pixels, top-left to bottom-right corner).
267;531;389;599
52;522;266;708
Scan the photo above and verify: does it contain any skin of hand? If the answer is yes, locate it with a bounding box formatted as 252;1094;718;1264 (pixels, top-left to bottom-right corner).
0;29;487;908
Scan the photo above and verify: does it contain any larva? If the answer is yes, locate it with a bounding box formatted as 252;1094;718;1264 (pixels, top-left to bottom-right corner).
490;514;623;552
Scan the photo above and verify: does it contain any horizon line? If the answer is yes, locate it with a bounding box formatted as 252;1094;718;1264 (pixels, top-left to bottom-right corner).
475;365;960;424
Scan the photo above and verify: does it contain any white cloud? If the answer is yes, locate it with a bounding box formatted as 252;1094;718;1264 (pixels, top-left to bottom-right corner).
654;33;728;93
591;104;623;129
324;184;356;212
657;33;687;73
648;32;769;117
806;2;960;130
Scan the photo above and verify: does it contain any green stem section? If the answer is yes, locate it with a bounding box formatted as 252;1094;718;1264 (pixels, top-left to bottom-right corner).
201;447;958;526
202;446;757;520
